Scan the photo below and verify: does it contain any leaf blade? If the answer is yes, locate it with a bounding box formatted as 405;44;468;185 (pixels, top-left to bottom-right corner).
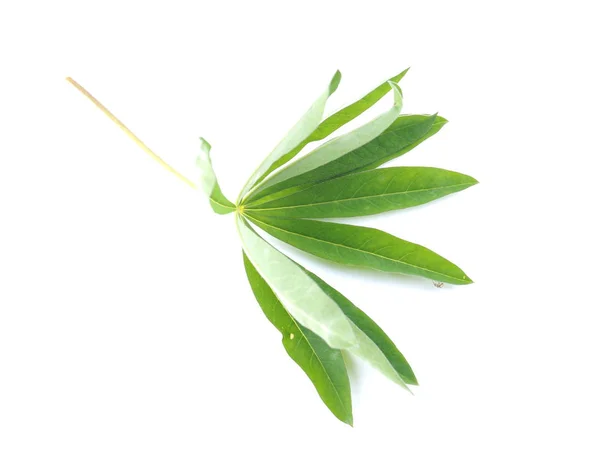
309;67;410;142
242;68;411;201
238;71;342;200
236;215;358;349
195;138;236;214
247;114;444;205
247;82;405;202
247;214;473;285
302;269;418;387
247;167;478;218
360;115;448;172
243;253;353;425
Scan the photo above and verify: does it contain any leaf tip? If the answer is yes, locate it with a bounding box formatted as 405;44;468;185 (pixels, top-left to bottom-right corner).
199;137;212;153
404;373;419;386
459;173;479;188
330;70;342;92
387;81;404;104
437;115;449;125
392;67;411;83
343;414;354;427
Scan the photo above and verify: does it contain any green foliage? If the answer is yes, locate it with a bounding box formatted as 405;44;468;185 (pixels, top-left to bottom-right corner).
237;216;358;350
246;167;477;218
195;138;236;214
246;213;472;285
238;71;342;200
304;269;418;387
196;69;477;424
246;114;444;205
79;68;477;425
243;253;353;425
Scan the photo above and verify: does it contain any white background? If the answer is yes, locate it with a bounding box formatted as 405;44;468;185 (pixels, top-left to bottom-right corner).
1;1;599;448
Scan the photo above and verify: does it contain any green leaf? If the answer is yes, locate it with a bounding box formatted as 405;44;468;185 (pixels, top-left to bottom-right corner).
195;138;236;214
246;214;473;285
245;245;416;394
236;215;358;349
243;253;353;425
309;67;410;142
246;167;478;218
246;82;405;204
240;68;410;204
238;71;342;201
246;114;444;205
360;115;448;172
302;269;418;387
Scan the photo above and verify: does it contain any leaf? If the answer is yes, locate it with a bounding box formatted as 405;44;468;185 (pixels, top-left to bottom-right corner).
246;214;473;285
236;215;358;349
238;71;342;201
245;247;416;397
240;68;410;203
246;114;444;205
243;253;353;425
195;138;236;214
246;82;405;204
302;269;418;387
309;67;410;142
360;115;448;172
246;167;478;218
70;70;477;425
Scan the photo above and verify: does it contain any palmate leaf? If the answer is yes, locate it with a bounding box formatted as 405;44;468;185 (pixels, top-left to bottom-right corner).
246;213;472;285
246;167;478;218
245;114;444;205
236;215;358;349
195;138;236;214
243;253;353;425
69;68;476;426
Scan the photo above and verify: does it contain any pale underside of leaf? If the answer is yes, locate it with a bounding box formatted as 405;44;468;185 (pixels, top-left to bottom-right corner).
346;323;411;391
236;215;358;349
241;68;411;204
245;244;417;390
243;253;353;425
308;67;410;142
247;167;478;218
195;137;236;214
246;114;444;206
238;71;342;201
248;81;405;200
247;214;473;285
301;269;418;387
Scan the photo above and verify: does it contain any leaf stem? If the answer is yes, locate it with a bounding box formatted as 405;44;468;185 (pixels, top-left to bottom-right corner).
66;77;196;189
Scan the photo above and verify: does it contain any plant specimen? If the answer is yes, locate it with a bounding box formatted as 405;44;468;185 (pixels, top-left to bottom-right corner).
68;69;477;425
